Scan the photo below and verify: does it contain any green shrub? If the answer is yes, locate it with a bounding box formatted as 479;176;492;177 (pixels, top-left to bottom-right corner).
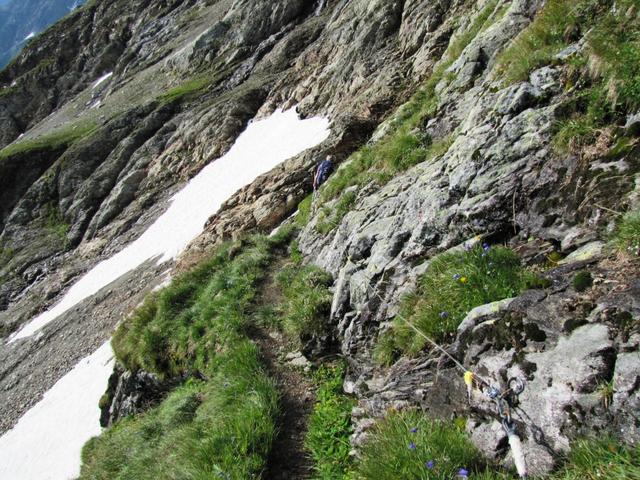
572;271;593;292
383;244;537;358
614;207;640;256
0;122;98;159
355;410;492;480
306;364;356;480
276;264;333;338
551;438;640;479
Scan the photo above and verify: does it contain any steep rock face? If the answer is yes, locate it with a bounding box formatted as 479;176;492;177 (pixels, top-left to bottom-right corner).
348;260;639;475
287;0;640;473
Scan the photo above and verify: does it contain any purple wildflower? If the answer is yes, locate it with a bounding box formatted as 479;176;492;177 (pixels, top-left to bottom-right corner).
410;427;418;433
439;311;449;318
426;460;434;469
453;273;461;281
409;442;416;450
482;242;490;252
457;467;469;478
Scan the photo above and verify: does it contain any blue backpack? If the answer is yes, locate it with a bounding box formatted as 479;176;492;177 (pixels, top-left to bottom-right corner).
317;159;333;185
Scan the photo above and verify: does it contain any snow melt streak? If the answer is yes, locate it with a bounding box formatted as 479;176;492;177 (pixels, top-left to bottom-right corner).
0;342;114;480
11;108;330;342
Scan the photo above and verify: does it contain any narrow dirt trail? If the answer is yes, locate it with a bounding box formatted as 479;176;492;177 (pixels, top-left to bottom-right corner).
250;256;316;480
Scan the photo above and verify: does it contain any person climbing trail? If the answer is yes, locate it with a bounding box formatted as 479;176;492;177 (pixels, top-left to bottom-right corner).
310;155;334;217
313;154;334;193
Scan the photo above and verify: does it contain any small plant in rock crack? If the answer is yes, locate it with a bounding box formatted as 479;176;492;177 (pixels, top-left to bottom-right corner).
596;380;615;410
614;207;640;257
572;270;593;292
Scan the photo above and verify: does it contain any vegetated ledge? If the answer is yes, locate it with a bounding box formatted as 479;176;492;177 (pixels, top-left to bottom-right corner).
82;231;293;478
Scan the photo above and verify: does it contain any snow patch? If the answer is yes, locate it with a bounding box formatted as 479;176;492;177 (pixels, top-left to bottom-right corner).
23;31;36;42
9;107;330;343
0;342;114;480
92;72;113;89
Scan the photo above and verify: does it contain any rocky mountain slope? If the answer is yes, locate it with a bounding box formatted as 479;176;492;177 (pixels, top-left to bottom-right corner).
0;0;84;68
0;0;638;477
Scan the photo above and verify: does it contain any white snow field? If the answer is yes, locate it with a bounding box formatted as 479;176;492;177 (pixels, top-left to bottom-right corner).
0;342;115;480
10;107;330;343
0;107;329;480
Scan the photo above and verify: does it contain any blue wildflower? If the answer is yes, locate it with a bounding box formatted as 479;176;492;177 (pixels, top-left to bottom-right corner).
457;467;469;478
482;242;490;251
426;460;434;469
439;311;449;318
410;427;418;433
453;273;461;281
409;442;416;450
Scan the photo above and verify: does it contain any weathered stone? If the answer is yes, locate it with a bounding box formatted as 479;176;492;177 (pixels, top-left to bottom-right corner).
559;241;606;264
611;352;640;444
100;363;181;428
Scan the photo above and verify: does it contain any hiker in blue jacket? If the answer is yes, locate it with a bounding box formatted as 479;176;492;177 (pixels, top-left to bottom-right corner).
313;154;333;192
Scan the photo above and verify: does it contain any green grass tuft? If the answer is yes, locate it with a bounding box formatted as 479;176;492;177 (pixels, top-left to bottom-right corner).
296;194;314;227
276;264;333;339
378;245;537;360
495;0;579;83
0;245;15;268
158;76;213;105
0;122;98;160
112;231;293;378
306;363;356;480
44;203;70;246
497;0;640;150
355;410;496;480
551;438;640;479
81;353;279;480
614;207;640;257
572;270;593;292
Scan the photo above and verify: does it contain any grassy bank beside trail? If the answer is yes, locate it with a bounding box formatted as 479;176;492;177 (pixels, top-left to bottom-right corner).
353;409;640;480
306;364;356;480
376;244;539;364
81;229;295;479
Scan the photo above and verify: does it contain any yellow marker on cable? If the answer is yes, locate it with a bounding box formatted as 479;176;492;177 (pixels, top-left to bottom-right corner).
464;371;474;402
